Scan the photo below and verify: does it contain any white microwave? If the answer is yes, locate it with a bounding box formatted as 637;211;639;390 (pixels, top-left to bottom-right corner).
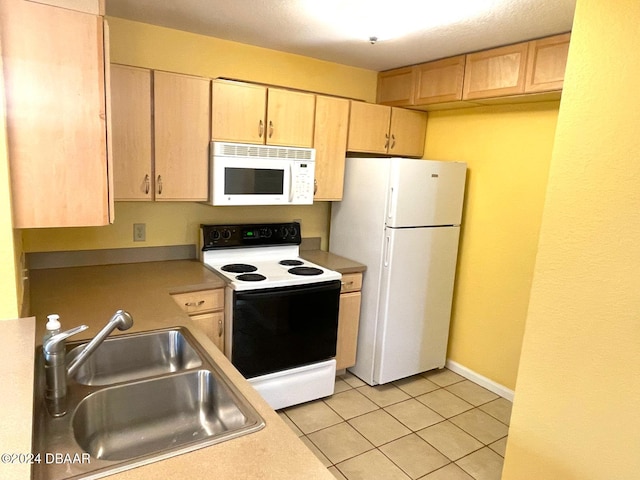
208;142;316;206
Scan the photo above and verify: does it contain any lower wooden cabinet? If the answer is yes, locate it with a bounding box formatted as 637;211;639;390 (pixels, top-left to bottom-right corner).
171;288;224;351
336;273;363;370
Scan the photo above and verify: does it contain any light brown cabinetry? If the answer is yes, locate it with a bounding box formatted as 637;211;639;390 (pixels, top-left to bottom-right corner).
1;0;112;228
211;80;316;148
414;55;466;104
525;33;571;93
110;64;152;200
111;68;210;201
348;102;427;157
154;71;210;201
377;67;414;106
377;33;570;108
172;289;224;352
313;96;350;201
336;273;362;371
463;42;529;100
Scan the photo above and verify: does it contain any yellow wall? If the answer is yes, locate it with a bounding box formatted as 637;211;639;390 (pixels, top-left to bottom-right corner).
0;42;19;320
503;0;640;477
424;102;559;390
21;17;377;253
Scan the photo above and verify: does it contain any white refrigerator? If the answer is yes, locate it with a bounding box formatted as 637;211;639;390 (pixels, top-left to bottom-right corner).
330;157;467;385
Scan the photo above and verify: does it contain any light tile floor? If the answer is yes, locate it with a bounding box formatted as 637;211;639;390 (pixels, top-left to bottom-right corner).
278;368;512;480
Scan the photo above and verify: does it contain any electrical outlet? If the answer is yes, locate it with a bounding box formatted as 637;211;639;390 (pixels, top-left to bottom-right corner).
133;223;146;242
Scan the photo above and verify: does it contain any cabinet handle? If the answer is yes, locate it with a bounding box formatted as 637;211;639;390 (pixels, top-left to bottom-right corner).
144;174;150;195
157;175;163;195
185;300;205;307
259;120;264;138
384;133;389;149
391;134;396;149
314;179;318;195
341;280;354;287
217;318;223;337
268;120;274;138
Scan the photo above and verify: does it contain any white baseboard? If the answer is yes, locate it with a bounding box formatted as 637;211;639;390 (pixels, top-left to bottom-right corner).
445;359;515;402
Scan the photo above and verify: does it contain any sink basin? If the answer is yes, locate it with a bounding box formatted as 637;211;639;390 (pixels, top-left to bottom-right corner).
67;328;202;385
32;328;264;480
73;370;255;461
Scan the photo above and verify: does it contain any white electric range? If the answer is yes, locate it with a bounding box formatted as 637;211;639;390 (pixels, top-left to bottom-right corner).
200;222;342;410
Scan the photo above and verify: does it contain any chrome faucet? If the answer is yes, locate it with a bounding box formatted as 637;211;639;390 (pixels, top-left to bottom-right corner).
42;310;134;416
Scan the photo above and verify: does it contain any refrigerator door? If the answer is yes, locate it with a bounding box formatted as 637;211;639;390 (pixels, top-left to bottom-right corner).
374;225;461;384
387;159;466;228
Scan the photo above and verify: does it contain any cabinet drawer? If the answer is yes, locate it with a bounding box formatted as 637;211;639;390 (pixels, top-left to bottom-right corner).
172;289;224;314
341;273;363;293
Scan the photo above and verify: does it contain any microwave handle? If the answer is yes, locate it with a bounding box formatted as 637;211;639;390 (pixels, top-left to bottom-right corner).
288;163;294;202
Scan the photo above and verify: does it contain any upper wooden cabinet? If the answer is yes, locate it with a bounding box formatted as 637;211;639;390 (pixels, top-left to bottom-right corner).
154;71;210;201
110;67;210;201
111;64;152;200
377;67;414;106
211;80;315;148
525;33;571;93
348;102;427;157
313;95;350;201
347;102;392;155
414;55;466;104
377;33;570;107
463;42;529;100
1;0;112;228
389;108;428;157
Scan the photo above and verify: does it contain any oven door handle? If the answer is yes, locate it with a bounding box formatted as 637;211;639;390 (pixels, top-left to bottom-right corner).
235;280;341;300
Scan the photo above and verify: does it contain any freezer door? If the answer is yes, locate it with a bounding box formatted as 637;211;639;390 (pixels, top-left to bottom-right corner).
387;159;466;228
375;226;461;384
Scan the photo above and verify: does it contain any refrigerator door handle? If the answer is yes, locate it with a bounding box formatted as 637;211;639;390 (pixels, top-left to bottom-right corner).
384;235;391;267
387;187;394;221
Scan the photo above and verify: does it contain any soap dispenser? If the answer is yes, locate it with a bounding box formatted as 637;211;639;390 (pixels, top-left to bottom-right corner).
43;314;61;344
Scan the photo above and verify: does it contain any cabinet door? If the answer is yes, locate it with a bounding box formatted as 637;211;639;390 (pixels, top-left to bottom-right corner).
266;88;315;147
336;291;361;370
313;96;349;201
388;108;427;157
154;71;210;201
347;101;391;154
463;42;529;100
191;311;224;352
377;67;414;106
525;33;571;93
1;1;110;227
211;80;267;144
110;64;152;200
414;55;466;104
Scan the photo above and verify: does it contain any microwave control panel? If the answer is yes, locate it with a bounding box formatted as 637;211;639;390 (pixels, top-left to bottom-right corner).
291;160;315;203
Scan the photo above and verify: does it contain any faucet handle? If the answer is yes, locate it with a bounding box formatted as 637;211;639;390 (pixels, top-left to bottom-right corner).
43;325;89;355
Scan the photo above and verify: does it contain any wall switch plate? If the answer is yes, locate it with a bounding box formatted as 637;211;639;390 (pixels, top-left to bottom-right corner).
133;223;146;242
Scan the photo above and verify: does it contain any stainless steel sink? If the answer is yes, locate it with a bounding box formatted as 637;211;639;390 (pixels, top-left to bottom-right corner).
67;329;202;385
32;328;264;480
73;370;255;461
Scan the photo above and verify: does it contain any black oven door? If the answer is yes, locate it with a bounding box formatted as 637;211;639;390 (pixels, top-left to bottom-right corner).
231;280;341;379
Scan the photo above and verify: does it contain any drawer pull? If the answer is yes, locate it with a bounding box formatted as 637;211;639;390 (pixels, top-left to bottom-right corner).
185;300;205;307
218;318;223;337
341;281;354;287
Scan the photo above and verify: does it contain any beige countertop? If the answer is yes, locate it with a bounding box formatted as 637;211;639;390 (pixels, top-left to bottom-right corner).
16;259;335;480
301;250;366;274
0;317;35;480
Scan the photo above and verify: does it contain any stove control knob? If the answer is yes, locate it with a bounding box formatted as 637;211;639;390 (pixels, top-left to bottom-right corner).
289;226;298;237
279;226;289;239
221;229;232;240
210;230;221;241
260;227;272;238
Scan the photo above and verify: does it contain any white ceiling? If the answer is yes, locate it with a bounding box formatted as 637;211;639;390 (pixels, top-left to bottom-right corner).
105;0;577;71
